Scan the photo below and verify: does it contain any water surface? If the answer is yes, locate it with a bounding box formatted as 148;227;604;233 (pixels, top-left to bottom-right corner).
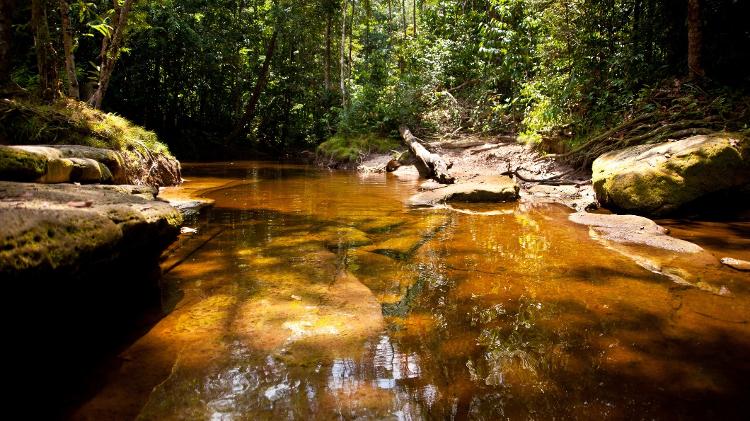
74;162;750;420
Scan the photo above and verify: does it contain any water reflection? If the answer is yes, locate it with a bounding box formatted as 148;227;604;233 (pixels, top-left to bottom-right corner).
72;162;750;420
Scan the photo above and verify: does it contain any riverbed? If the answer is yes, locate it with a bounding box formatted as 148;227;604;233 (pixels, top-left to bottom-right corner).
72;161;750;420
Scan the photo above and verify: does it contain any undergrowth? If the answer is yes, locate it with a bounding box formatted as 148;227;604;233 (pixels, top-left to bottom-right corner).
544;80;750;168
316;133;401;164
0;98;172;157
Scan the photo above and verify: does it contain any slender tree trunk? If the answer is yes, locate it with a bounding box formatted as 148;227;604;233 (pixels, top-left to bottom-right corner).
0;0;12;88
324;14;331;91
687;0;704;79
388;0;392;23
227;27;279;140
364;0;370;56
31;0;59;101
58;0;79;99
402;0;407;37
340;0;347;108
412;0;417;36
88;0;134;109
348;0;354;74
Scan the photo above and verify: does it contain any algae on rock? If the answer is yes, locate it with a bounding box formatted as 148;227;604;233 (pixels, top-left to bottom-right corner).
592;133;750;215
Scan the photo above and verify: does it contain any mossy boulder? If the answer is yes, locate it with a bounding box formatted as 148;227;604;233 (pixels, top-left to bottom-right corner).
0;146;47;181
592;133;750;215
0;181;181;279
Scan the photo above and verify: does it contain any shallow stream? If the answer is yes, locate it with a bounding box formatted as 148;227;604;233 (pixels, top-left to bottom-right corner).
74;162;750;420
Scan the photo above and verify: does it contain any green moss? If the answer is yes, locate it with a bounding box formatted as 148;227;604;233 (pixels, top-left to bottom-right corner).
0;98;172;158
316;133;401;163
0;146;47;181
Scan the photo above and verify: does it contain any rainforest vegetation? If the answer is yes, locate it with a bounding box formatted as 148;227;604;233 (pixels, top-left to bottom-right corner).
1;0;749;160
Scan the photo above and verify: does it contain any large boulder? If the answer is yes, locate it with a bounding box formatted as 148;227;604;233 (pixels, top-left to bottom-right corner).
0;181;181;280
408;176;519;207
0;144;181;187
592;133;750;215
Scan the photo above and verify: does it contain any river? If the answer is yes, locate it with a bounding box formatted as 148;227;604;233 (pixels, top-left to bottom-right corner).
72;161;750;420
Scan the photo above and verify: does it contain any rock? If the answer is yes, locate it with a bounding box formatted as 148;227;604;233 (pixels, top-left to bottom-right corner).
569;211;729;294
418;180;444;191
0;145;47;181
408;176;519;206
592;133;750;215
364;213;450;259
318;226;372;249
0;144;180;187
0;181;181;280
385;159;401;172
41;158;75;183
721;257;750;272
568;212;704;253
69;157;113;183
50;145;126;182
355;216;407;233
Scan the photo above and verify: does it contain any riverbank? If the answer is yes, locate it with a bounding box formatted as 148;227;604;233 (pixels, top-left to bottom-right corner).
356;133;597;211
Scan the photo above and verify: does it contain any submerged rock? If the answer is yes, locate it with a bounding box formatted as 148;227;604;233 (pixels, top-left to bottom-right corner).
568;212;703;253
0;181;181;279
721;257;750;272
569;211;730;295
409;176;519;206
319;226;372;249
592;133;750;215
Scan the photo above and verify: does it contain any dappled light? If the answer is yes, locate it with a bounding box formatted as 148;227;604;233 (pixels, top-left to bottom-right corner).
69;162;750;420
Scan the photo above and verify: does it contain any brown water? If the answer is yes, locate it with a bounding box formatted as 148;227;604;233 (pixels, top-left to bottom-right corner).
73;162;750;420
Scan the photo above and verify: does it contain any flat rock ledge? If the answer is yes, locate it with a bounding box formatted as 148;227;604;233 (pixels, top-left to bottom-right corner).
0;181;182;280
408;176;519;207
568;212;703;253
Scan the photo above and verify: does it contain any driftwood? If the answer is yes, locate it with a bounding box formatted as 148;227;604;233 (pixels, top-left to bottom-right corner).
399;125;455;184
500;163;582;185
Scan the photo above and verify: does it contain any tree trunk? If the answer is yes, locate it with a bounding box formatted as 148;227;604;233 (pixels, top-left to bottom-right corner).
399;125;455;184
364;0;370;55
31;0;59;101
227;27;279;141
402;0;407;37
348;0;354;74
324;14;331;91
687;0;704;79
340;0;347;108
412;0;417;36
58;0;79;99
88;0;134;109
0;0;12;88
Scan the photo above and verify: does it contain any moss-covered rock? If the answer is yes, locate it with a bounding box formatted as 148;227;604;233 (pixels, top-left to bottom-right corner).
0;146;47;181
592;133;750;215
0;181;181;279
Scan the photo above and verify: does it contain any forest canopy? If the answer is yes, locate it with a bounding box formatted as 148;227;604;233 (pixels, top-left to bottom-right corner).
2;0;749;159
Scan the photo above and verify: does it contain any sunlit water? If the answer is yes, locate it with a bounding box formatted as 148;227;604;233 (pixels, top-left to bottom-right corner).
74;162;750;420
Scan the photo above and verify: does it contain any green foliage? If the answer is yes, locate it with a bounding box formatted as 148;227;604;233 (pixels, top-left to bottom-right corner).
316;133;400;163
0;98;172;157
7;0;748;159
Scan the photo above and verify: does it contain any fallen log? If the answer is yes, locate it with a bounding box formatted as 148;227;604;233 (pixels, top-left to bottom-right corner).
399;125;455;184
